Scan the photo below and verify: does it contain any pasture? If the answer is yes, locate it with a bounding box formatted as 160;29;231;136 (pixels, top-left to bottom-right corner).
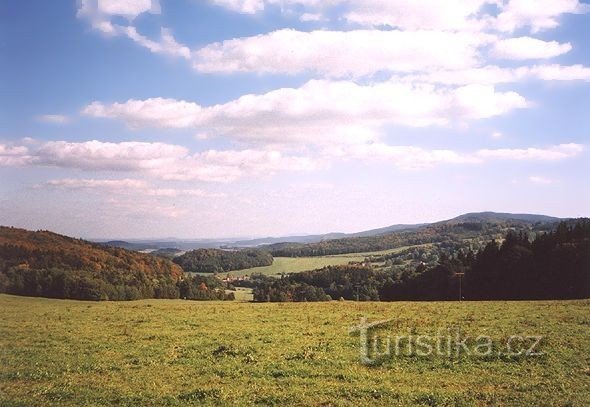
1;294;589;406
216;245;430;278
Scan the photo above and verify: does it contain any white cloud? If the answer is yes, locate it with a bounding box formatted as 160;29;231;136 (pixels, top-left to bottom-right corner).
477;143;584;161
299;13;323;22
208;0;495;31
0;144;32;166
45;178;148;189
207;0;590;34
83;98;203;128
36;114;71;124
491;131;504;139
495;0;590;32
97;0;158;17
77;0;190;61
7;140;316;183
529;64;590;81
78;0;160;34
153;149;319;182
528;175;558;185
44;178;225;198
398;64;590;85
210;0;264;14
1;140;585;177
334;142;584;170
193;29;492;77
35;140;187;171
83;80;528;146
124;27;191;59
491;37;572;60
343;0;494;31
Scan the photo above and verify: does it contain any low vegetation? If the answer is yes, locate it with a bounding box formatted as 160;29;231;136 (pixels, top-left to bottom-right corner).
1;294;588;406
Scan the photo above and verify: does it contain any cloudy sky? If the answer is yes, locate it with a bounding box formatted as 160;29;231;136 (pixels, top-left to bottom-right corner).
1;0;589;239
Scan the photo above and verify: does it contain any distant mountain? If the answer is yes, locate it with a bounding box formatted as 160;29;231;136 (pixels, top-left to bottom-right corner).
447;212;561;224
94;212;565;252
261;212;566;257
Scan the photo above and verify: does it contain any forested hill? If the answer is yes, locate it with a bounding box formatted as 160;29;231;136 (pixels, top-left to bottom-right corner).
0;227;234;301
174;248;273;273
0;226;183;280
263;213;562;257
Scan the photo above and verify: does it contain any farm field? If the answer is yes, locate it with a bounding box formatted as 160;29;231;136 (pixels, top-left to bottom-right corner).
216;245;431;278
1;294;589;406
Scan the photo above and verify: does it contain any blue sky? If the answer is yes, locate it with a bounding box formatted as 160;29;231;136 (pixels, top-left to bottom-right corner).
1;0;589;239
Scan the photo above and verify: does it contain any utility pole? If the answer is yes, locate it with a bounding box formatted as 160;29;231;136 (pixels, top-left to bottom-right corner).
455;273;465;301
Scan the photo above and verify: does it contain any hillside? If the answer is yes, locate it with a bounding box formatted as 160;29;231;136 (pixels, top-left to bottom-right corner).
0;227;231;301
174;248;273;273
263;212;563;257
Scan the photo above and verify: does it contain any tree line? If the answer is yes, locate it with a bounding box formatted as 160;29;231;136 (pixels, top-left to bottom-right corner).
250;220;590;301
263;221;538;257
173;248;273;273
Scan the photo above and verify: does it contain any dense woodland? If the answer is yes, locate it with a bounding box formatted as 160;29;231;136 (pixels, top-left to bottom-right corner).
263;221;552;257
1;219;588;302
251;220;590;301
173;248;273;273
0;227;233;301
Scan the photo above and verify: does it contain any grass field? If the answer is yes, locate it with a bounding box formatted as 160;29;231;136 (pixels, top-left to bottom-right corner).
215;245;430;278
1;294;589;406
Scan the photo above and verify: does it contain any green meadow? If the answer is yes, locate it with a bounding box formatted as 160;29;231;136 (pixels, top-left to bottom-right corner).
1;294;589;406
216;245;430;278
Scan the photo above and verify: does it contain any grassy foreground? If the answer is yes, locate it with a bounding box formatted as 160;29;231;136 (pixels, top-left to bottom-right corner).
0;295;589;406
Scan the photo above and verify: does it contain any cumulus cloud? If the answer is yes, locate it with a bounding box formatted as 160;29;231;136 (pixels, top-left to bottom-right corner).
193;29;491;77
83;80;528;146
342;0;494;31
494;0;590;32
77;0;190;61
4;140;317;183
210;0;264;14
77;0;160;34
0;144;32;166
207;0;589;33
2;139;584;179
35;140;187;171
491;37;572;60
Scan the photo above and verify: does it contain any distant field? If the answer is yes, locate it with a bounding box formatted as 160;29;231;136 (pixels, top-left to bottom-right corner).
214;245;431;277
1;294;588;406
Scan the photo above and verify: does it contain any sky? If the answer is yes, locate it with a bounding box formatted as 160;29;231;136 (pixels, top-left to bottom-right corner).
1;0;589;239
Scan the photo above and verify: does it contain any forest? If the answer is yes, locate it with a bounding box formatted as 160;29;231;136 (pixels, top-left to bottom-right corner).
263;220;553;257
173;248;273;273
1;219;588;302
251;220;590;302
0;227;233;301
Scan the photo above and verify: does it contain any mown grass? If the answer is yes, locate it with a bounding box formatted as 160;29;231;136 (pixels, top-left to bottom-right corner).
216;245;431;278
0;294;588;406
